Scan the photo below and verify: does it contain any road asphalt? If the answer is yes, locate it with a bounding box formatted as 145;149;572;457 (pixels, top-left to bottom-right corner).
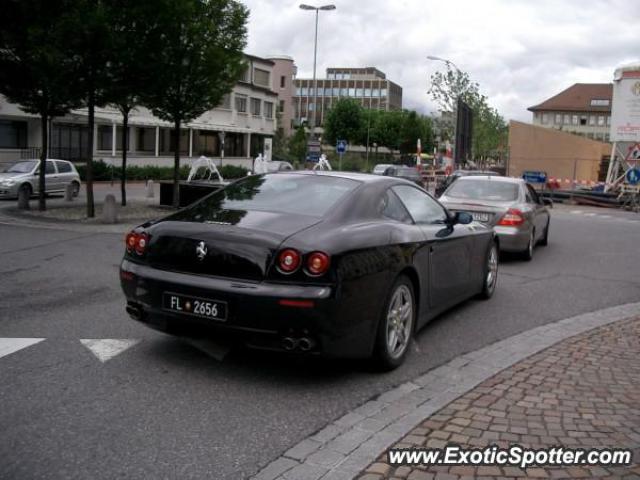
0;197;639;480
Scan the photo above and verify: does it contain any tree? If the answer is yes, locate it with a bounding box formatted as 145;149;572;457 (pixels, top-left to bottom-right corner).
0;0;82;211
323;98;364;146
399;111;433;155
65;0;114;218
428;64;506;161
288;125;307;163
143;0;248;208
105;0;158;206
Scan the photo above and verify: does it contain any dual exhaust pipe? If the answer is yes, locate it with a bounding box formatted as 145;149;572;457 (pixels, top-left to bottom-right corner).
282;336;315;352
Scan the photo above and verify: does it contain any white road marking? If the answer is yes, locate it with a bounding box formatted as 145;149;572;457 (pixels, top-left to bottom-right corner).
0;338;45;359
570;210;583;214
80;339;140;362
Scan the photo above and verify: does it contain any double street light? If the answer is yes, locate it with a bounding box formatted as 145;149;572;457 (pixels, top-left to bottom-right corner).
300;4;336;140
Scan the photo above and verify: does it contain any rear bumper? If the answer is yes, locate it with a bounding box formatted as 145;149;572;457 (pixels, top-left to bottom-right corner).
494;226;530;252
120;259;377;359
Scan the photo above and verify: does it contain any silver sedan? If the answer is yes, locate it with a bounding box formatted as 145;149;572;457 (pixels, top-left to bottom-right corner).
439;176;551;261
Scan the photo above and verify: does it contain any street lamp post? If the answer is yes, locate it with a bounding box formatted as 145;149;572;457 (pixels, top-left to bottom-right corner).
300;4;335;141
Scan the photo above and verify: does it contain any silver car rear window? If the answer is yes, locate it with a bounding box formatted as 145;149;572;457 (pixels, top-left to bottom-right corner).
446;179;519;201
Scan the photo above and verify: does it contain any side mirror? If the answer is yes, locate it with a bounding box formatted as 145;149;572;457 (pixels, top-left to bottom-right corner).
452;211;473;225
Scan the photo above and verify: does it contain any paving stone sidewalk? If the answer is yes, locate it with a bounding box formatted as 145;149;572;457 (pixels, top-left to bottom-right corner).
357;317;640;480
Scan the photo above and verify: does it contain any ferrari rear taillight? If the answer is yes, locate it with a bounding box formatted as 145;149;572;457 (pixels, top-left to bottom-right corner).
497;208;525;226
277;248;301;274
125;231;149;256
306;251;330;276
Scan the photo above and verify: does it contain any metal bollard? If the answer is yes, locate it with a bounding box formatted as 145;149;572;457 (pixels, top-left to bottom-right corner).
17;186;30;210
146;180;155;198
64;183;74;202
101;194;118;224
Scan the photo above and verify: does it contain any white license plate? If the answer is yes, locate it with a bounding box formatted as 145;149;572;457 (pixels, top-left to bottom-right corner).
162;292;227;321
471;212;491;223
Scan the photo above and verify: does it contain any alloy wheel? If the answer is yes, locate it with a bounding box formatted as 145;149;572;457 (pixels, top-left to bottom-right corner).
486;244;498;292
386;284;413;359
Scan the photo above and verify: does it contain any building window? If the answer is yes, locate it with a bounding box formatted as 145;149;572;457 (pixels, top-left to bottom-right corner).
219;93;231;110
343;73;351;80
372;89;380;98
348;88;355;97
380;89;387;97
598;115;604;126
542;113;549;124
364;88;371;97
590;99;610;107
308;102;315;112
0;120;27;149
332;88;339;96
555;114;562;124
280;75;286;88
264;101;274;119
254;68;270;87
250;98;261;116
300;87;308;96
606;116;611;126
589;115;596;126
564;114;570;124
580;116;587;126
335;73;342;80
137;127;155;152
327;73;335;80
355;88;363;97
97;125;129;151
572;115;578;125
340;88;348;96
239;67;250;83
279;100;285;113
325;87;332;96
235;95;247;113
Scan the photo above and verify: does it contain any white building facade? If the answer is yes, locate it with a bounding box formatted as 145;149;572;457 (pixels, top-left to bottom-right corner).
0;54;277;170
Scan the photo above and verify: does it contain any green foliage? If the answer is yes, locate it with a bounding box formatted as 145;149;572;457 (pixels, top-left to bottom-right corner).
77;160;247;182
287;126;308;162
323;99;364;145
142;0;248;125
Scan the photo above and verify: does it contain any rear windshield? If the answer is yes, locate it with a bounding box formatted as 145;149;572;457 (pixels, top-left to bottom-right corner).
445;179;520;201
373;165;391;174
188;173;359;217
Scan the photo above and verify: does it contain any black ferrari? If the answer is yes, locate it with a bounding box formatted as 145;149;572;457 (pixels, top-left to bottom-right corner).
120;171;498;369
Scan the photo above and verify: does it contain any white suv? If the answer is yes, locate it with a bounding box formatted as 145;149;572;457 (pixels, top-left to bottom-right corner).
0;159;81;199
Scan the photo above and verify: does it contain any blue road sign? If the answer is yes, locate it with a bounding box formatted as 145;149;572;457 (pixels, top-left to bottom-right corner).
626;167;640;185
522;171;547;184
336;140;347;154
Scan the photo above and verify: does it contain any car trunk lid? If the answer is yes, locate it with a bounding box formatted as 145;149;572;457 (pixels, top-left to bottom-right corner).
144;210;322;281
441;199;513;226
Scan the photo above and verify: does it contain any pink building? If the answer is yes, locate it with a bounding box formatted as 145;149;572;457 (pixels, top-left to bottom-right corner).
267;55;297;138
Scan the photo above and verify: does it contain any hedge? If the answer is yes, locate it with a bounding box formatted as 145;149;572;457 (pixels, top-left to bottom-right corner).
77;160;248;182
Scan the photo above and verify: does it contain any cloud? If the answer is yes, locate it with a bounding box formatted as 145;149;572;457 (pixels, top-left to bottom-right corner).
240;0;640;121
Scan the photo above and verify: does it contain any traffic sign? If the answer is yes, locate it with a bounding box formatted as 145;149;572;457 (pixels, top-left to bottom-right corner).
307;140;321;162
336;140;347;154
522;171;547;184
626;167;640;185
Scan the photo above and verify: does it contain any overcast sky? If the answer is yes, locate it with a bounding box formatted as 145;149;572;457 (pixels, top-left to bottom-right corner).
240;0;639;122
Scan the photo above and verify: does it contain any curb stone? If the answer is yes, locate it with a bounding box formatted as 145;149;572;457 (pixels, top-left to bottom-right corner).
250;301;640;480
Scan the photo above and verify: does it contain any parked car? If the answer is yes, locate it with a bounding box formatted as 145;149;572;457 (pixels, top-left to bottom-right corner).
265;160;294;172
382;165;423;186
435;169;499;197
0;159;81;199
439;176;551;261
372;163;395;175
120;172;498;370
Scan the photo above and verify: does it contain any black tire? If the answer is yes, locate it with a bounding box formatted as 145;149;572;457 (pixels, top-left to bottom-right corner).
19;183;32;198
373;275;415;371
521;229;535;261
71;181;80;197
539;220;549;246
478;241;499;299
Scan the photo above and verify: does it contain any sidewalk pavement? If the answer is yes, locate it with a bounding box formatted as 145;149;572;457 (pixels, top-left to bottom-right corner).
356;317;640;480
